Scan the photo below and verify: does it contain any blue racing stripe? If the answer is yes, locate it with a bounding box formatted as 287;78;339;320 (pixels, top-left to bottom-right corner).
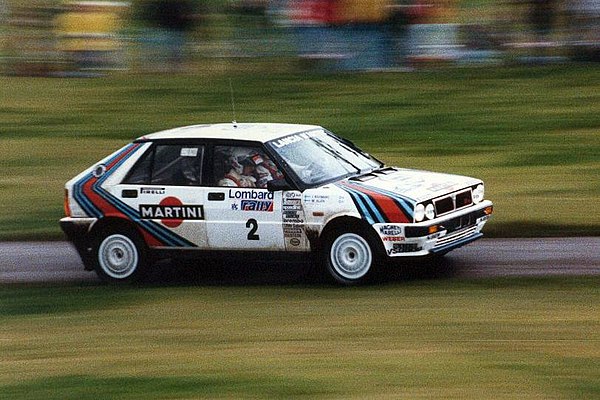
91;145;195;248
73;174;102;218
350;182;414;220
337;184;385;224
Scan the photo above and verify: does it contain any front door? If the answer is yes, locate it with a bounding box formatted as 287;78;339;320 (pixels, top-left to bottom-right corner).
204;187;285;250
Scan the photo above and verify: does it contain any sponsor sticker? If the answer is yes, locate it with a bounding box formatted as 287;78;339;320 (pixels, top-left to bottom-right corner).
141;187;166;195
180;148;198;157
228;189;273;200
303;194;330;204
240;200;273;212
379;225;403;236
139;197;204;228
270;131;319;148
283;190;304;239
382;236;405;242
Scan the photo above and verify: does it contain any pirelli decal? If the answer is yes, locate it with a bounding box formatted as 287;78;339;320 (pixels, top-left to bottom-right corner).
139;204;204;220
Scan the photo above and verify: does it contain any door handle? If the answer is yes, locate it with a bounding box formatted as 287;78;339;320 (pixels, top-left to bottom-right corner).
122;189;138;198
208;192;225;201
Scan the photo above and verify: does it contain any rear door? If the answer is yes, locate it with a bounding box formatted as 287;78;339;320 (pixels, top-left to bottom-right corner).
115;142;209;248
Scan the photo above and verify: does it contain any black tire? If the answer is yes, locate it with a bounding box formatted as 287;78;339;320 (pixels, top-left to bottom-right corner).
92;227;148;284
321;227;380;285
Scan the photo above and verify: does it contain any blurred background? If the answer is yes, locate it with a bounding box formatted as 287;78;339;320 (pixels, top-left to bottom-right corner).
0;0;599;240
0;0;598;76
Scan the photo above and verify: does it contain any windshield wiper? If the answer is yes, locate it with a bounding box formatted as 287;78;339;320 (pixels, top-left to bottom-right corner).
312;138;363;174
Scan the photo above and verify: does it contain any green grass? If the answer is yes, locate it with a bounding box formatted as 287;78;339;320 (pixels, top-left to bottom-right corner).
1;278;599;399
1;64;599;239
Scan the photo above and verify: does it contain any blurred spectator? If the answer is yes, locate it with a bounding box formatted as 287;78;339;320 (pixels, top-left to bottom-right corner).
567;0;600;60
288;0;343;68
528;0;557;42
336;0;392;71
2;0;599;77
387;1;414;67
55;1;127;77
0;0;8;71
4;2;58;76
137;0;198;72
405;0;461;65
229;0;274;57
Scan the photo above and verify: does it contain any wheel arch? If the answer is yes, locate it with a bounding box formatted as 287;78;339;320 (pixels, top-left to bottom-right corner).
79;217;147;271
90;217;150;284
90;217;144;239
317;215;385;256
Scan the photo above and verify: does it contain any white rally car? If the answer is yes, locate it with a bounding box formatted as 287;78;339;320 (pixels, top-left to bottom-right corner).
60;123;493;284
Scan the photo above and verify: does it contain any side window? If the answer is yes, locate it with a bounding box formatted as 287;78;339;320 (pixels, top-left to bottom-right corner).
123;144;204;186
123;146;153;184
214;145;284;188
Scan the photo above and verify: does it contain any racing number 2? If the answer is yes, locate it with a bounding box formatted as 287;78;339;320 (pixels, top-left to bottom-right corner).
246;218;260;241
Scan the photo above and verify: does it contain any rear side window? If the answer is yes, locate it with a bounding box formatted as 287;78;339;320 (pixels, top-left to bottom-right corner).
123;144;204;186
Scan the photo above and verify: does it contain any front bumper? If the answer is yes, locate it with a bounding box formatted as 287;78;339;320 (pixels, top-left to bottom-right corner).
376;201;493;257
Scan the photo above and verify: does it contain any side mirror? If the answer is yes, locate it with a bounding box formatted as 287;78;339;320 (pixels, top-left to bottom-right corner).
267;179;292;192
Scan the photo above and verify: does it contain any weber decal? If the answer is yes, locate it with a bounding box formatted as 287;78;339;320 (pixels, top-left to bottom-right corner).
382;236;405;242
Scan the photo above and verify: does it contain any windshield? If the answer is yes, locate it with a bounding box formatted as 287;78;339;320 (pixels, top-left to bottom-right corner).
267;129;382;186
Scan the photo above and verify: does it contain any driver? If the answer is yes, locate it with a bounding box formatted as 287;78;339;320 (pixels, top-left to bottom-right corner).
218;150;257;187
252;154;284;188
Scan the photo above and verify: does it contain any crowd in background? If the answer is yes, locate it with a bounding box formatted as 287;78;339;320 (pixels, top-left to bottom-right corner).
0;0;598;76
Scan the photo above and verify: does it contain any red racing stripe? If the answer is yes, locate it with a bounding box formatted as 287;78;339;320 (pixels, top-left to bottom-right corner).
345;182;411;223
80;143;169;247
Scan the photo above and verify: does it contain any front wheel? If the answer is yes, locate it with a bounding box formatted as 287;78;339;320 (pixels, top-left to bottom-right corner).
322;231;378;285
93;230;148;284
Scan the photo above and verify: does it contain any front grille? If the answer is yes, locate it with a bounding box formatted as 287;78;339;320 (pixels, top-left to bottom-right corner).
434;189;473;216
405;207;486;238
442;212;477;233
455;190;473;208
434;196;454;215
435;226;478;248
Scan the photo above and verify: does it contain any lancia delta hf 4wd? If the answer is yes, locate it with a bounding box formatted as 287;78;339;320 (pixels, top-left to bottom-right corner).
60;123;493;285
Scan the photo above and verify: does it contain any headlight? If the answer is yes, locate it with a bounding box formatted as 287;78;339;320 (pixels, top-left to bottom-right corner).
473;184;484;203
425;204;435;220
414;204;425;222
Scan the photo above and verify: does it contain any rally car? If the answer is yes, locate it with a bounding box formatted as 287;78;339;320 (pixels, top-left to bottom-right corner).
60;123;493;284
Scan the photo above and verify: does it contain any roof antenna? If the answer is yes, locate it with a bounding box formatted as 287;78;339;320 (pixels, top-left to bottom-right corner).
229;78;237;128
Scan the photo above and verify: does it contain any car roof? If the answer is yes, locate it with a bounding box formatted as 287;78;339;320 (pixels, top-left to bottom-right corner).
137;123;323;143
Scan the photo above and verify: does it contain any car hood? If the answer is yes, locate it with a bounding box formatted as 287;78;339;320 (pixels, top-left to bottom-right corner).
345;167;481;203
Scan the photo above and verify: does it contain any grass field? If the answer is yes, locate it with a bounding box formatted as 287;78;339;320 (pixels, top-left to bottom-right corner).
0;277;598;399
1;64;599;239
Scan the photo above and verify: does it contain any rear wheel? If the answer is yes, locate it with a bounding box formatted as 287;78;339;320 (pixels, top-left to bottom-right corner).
93;229;148;284
322;229;379;285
